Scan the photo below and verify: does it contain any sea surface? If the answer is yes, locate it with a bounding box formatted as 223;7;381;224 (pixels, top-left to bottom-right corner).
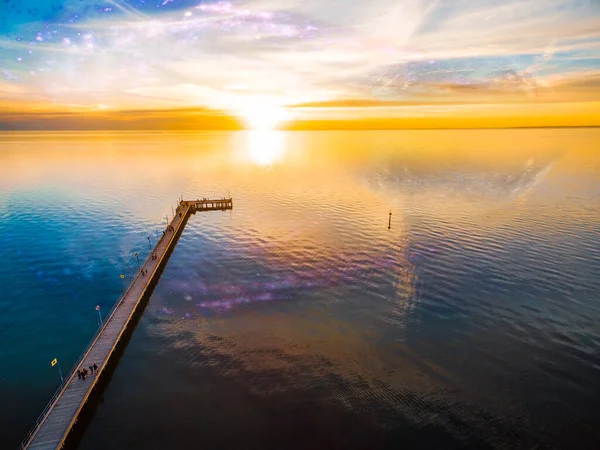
1;129;599;449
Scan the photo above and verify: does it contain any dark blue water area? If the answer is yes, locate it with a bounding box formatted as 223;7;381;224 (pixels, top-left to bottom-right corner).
74;202;600;450
2;130;600;449
0;189;159;445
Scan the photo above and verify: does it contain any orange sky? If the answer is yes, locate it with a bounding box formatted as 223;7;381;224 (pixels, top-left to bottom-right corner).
1;0;600;129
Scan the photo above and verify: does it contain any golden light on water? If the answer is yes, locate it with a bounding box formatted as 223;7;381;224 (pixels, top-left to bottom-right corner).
247;130;286;166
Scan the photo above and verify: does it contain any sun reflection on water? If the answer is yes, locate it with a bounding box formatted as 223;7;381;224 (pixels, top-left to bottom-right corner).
247;130;286;166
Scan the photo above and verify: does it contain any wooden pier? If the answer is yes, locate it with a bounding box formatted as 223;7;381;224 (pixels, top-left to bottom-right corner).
21;198;233;450
189;198;233;212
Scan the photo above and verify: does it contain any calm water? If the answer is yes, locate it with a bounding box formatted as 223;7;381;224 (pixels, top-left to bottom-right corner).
1;129;599;449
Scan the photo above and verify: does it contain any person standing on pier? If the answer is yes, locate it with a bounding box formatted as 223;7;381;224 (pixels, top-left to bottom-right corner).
89;364;94;375
77;369;81;380
93;363;98;372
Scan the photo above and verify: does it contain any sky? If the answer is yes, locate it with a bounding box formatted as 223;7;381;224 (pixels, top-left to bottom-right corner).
1;0;600;129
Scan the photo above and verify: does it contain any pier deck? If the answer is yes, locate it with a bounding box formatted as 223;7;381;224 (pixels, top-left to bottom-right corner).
22;198;232;450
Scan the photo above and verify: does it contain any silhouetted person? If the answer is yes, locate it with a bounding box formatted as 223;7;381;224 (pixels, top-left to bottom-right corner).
93;363;98;372
77;369;81;380
89;365;93;374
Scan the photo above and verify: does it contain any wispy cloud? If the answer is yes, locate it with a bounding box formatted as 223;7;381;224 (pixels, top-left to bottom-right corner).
0;0;599;120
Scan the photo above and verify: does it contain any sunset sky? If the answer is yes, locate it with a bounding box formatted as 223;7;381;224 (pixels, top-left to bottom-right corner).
1;0;600;129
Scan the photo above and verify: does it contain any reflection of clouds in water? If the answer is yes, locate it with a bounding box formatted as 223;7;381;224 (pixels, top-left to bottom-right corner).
156;254;409;315
360;155;558;201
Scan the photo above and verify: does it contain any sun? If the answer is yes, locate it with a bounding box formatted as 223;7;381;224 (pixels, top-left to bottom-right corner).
239;100;289;130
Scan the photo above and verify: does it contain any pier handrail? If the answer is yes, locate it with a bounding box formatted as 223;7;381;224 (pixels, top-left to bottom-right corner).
20;199;226;449
18;231;168;450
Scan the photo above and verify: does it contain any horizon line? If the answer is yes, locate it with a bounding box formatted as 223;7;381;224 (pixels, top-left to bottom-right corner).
1;125;599;133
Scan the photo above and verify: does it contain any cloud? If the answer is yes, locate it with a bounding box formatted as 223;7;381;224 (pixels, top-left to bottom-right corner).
0;0;599;119
0;105;244;130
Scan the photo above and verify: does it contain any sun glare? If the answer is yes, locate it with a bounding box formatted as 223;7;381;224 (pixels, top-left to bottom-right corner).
240;101;289;130
247;130;286;166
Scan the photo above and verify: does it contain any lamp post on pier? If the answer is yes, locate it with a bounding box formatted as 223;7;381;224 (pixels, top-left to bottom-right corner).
120;274;124;293
51;358;64;383
96;304;103;327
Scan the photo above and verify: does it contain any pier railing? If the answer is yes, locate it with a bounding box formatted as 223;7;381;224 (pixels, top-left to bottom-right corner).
20;198;231;449
18;244;156;449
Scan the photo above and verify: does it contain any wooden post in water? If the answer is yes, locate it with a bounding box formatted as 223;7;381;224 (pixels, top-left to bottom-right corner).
388;211;392;229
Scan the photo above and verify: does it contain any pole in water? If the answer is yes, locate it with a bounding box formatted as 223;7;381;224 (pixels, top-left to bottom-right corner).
119;274;124;293
135;252;140;271
148;236;152;251
155;228;158;241
165;214;169;226
388;210;392;229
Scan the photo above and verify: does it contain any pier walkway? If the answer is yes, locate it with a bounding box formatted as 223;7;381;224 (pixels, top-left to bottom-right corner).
22;198;232;450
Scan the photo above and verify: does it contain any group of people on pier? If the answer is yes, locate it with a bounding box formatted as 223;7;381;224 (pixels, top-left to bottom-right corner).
77;363;98;381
